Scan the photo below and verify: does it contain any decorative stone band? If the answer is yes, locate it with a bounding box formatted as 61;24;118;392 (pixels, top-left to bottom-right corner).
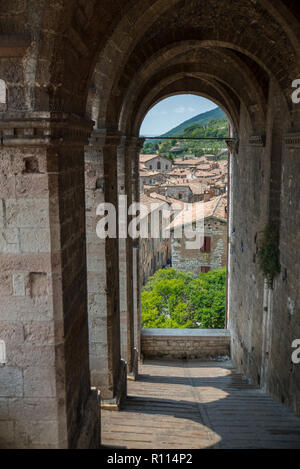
225;137;239;155
0;111;93;147
87;131;145;152
248;135;266;147
88;129;123;149
125;136;145;154
0;34;32;57
283;133;300;149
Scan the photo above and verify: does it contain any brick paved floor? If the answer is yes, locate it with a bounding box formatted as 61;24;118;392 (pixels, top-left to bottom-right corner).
101;360;300;449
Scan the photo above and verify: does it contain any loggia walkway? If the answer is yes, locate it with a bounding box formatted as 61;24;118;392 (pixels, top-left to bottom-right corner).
102;360;300;449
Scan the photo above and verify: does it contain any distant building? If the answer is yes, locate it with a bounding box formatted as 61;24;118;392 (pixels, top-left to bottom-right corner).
139;193;172;285
168;195;228;275
140;169;167;189
140;154;172;171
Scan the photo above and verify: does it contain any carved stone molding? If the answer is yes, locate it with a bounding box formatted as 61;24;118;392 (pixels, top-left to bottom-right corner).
283;132;300;149
0;34;31;57
0;111;93;147
87;132;145;154
248;135;266;147
88;129;123;149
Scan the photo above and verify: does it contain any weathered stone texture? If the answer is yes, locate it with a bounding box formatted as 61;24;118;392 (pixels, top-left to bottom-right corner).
171;218;227;275
142;329;230;359
0;0;300;449
0;115;100;448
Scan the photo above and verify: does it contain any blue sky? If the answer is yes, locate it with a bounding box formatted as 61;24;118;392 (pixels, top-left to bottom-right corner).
139;94;217;136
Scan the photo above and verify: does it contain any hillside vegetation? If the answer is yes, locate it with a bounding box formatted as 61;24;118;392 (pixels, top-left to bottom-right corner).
160;107;226;137
142;107;228;157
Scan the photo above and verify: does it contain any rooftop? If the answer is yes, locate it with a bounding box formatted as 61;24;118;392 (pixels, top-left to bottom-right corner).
168;194;227;229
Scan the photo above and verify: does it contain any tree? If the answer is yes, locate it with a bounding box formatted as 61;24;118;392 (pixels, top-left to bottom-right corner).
141;267;226;329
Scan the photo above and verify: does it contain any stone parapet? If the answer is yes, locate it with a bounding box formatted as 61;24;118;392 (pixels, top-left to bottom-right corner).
142;329;230;359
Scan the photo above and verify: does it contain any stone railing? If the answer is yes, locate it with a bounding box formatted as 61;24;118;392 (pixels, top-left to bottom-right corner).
141;328;230;359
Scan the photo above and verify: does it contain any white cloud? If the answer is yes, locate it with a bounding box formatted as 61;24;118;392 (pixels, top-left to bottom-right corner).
173;106;195;113
152;110;168;116
174;106;186;113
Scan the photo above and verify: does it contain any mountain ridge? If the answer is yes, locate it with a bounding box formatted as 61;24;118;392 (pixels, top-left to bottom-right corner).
159;107;225;138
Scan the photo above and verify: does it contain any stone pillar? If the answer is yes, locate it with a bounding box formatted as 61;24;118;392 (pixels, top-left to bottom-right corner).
118;137;145;379
85;130;126;410
0;112;100;448
118;137;136;378
131;138;144;360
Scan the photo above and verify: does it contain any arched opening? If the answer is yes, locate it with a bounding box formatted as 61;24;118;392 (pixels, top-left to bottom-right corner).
137;93;231;351
0;0;299;450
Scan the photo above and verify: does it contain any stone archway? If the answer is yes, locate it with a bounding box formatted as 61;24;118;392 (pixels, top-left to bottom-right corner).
0;0;299;449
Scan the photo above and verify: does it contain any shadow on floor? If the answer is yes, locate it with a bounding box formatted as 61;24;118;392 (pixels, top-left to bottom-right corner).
101;360;300;449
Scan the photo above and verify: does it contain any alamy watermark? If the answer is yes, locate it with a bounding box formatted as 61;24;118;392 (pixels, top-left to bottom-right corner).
292;79;300;103
291;339;300;364
95;195;205;250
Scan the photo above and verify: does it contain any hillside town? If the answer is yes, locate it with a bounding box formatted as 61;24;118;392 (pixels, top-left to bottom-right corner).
139;149;229;283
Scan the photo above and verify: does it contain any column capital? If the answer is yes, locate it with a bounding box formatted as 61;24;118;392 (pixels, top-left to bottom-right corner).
123;136;145;152
0;111;93;147
283;132;300;149
225;137;239;155
248;135;266;147
88;128;124;148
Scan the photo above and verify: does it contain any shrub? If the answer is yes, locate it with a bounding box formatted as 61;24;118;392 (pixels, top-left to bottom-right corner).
141;267;226;328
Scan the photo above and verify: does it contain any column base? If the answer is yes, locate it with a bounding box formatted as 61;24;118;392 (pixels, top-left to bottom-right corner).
101;360;127;411
75;388;101;449
128;347;139;381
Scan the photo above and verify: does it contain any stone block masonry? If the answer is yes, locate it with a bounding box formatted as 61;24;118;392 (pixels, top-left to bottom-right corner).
142;329;230;359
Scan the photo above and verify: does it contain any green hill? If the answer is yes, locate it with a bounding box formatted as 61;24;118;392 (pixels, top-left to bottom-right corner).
142;106;228;157
160;107;225;137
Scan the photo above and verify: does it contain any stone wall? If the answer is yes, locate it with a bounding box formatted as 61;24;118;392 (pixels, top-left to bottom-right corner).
229;85;300;416
0;113;100;448
140;203;171;285
171;218;227;275
152;185;193;202
142;329;230;359
143;156;172;171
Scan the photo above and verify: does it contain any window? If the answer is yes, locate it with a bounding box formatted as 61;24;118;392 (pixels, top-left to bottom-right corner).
166;165;168;170
149;165;152;170
178;193;183;200
201;266;211;273
200;236;211;253
157;162;161;170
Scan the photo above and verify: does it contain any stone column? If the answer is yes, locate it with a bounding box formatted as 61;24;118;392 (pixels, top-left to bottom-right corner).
118;137;145;379
85;129;126;410
131;138;144;360
118;137;135;377
0;112;100;448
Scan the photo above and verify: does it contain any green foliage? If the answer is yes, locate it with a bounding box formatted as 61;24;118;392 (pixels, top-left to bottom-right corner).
258;224;281;289
141;267;226;329
160;107;226;137
141;115;229;157
182;118;228;139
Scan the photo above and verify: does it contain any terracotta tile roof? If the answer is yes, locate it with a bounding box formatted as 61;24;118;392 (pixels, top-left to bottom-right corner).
168;195;227;229
139;192;167;217
148;192;186;209
173;159;199;165
139;154;158;162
